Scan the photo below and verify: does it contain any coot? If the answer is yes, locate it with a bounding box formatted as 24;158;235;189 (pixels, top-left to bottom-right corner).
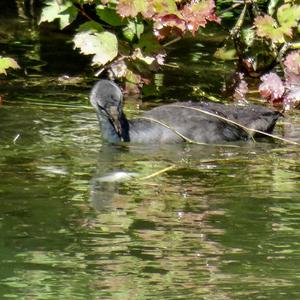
90;80;281;144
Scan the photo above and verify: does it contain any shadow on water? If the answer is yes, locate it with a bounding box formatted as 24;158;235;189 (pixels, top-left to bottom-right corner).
1;92;300;299
1;12;300;300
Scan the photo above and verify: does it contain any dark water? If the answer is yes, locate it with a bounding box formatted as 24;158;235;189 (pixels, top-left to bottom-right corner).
1;17;300;300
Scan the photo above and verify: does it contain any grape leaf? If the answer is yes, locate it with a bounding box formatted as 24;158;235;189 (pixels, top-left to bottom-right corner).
73;31;118;66
254;15;284;43
182;0;220;34
96;5;127;26
122;20;144;41
150;0;177;16
0;57;20;75
39;0;78;29
284;51;300;86
117;0;147;18
277;4;300;37
284;51;300;75
77;21;103;32
259;72;285;102
136;32;163;55
154;14;186;39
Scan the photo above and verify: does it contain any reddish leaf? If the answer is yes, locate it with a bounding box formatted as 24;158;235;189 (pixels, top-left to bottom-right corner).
283;86;300;110
232;73;248;102
154;14;186;39
283;52;300;88
254;15;284;43
259;72;285;103
181;0;220;34
284;51;300;75
285;87;300;102
117;0;147;18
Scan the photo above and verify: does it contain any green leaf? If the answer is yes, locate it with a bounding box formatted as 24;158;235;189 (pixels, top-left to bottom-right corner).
152;0;177;15
96;5;127;26
136;32;162;55
73;31;118;66
78;20;103;32
0;57;20;75
214;47;237;60
240;27;256;48
277;4;300;37
254;15;284;43
39;0;78;29
133;48;155;64
122;20;144;41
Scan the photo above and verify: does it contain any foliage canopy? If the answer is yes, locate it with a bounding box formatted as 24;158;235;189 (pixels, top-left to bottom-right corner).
2;0;296;109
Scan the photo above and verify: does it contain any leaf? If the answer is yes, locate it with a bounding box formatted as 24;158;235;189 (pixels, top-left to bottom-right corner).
133;48;155;65
254;15;284;43
0;57;20;75
214;46;237;60
154;14;186;39
284;51;300;85
151;0;177;15
122;20;144;41
181;0;220;34
240;27;256;48
96;5;127;26
73;31;118;66
259;72;285;102
117;0;148;18
78;21;103;32
285;87;300;103
277;4;300;37
233;73;248;102
39;0;78;29
125;69;142;94
284;51;300;75
136;32;163;55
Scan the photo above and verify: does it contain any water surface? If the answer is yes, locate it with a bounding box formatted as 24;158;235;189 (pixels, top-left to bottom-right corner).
1;16;300;300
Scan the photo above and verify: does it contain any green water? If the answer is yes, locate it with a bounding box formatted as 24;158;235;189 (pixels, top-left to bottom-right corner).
1;96;300;299
1;16;300;300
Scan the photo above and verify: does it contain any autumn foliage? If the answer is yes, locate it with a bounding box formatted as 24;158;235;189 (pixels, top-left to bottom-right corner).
39;0;300;109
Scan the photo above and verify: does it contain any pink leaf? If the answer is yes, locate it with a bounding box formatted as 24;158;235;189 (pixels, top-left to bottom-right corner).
284;51;300;85
259;72;285;103
181;0;220;34
233;73;248;102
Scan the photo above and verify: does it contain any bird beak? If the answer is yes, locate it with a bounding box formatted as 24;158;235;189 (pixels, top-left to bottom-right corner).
109;106;122;137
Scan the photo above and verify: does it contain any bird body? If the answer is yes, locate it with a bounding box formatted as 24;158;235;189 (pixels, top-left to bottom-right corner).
90;80;280;144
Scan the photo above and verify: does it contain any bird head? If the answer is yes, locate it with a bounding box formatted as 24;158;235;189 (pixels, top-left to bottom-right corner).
90;80;124;138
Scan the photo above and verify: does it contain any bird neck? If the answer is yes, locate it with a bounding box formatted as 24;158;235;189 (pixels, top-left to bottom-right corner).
97;111;130;143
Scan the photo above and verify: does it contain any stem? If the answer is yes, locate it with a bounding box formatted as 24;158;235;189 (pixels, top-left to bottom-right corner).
163;37;182;48
77;4;94;22
140;164;176;180
169;105;299;145
137;116;241;147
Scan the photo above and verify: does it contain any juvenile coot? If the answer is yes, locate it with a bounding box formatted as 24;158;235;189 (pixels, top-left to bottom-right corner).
90;80;281;144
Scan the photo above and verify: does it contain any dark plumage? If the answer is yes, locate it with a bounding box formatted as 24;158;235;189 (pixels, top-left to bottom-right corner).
90;80;281;144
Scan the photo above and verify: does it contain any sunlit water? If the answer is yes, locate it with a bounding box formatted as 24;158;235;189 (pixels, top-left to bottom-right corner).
1;91;300;300
1;18;300;300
